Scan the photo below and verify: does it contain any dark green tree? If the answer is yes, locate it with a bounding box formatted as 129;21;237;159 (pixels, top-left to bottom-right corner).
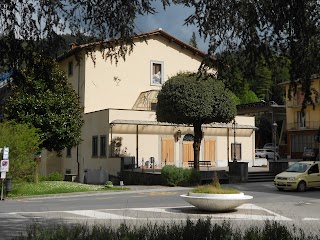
189;32;198;49
156;72;237;170
180;0;320;109
4;55;83;152
0;0;173;72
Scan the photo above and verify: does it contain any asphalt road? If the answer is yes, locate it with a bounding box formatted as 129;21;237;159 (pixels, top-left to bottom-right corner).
1;182;320;239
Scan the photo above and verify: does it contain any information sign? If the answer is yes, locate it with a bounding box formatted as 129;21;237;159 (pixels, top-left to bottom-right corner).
0;160;9;172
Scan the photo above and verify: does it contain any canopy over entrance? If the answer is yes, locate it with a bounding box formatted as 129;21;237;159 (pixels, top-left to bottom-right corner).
110;119;257;137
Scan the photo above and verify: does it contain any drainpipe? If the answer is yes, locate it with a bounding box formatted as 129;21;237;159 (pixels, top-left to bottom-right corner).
76;59;81;178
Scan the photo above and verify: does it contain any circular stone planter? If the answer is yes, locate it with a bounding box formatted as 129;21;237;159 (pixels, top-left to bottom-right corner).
180;192;253;212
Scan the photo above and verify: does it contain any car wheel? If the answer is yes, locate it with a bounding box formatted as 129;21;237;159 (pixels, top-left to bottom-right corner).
277;187;284;191
297;181;306;192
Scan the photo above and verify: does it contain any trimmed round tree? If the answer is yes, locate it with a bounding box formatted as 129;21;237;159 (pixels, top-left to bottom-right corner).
156;72;237;170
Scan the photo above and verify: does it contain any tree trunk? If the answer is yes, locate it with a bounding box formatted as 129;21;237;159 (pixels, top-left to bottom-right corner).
193;122;202;170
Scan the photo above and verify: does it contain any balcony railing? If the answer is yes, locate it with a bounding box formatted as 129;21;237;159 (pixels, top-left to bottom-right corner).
287;98;320;107
287;121;320;130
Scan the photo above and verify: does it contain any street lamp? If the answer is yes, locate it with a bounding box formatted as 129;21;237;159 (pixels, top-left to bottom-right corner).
232;119;237;162
273;121;278;161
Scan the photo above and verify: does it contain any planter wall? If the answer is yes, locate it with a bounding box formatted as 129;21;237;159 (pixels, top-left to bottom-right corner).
181;192;253;212
228;162;248;183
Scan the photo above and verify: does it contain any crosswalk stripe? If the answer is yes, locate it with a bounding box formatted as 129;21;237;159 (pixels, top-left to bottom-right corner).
303;218;320;221
64;210;136;219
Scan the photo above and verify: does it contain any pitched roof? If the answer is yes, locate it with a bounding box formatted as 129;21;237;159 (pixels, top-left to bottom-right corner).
57;29;208;62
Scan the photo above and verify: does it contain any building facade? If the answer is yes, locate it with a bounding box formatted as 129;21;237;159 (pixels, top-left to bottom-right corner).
284;76;320;159
39;29;257;181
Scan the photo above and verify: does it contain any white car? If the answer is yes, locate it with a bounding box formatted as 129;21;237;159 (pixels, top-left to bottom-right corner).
255;149;280;160
263;143;279;152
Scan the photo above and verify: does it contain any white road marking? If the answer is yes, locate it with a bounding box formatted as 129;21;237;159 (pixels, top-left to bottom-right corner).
64;210;136;219
303;218;320;221
1;204;292;221
129;204;292;221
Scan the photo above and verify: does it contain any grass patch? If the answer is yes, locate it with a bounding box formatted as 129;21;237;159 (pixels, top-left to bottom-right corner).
190;184;240;194
8;181;129;197
190;172;240;194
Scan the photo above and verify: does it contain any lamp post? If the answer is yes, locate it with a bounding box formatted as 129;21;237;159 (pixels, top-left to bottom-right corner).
232;119;237;162
273;121;278;161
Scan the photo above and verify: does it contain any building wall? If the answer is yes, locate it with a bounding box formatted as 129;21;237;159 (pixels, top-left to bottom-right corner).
83;36;203;113
53;33;256;179
285;78;320;158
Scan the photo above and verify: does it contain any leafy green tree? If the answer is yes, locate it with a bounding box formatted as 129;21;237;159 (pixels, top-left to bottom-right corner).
156;72;236;170
4;55;83;152
181;0;320;109
189;32;198;49
251;55;273;100
0;121;42;181
240;88;260;105
0;1;172;72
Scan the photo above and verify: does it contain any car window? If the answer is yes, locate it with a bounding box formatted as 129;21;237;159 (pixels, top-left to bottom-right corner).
309;164;319;174
286;163;310;173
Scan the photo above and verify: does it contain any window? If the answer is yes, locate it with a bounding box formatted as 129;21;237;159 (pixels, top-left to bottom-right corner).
297;111;306;128
100;135;106;157
150;61;164;85
231;143;242;160
92;136;98;157
68;61;73;76
150;102;157;111
66;147;72;158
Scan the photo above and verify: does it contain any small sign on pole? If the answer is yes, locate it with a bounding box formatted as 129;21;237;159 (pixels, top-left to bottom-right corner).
0;160;9;172
2;146;9;160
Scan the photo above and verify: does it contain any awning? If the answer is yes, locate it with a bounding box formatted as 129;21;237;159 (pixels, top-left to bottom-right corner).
110;119;257;137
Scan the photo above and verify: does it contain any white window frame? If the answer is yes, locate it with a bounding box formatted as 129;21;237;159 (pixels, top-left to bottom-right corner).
150;61;164;86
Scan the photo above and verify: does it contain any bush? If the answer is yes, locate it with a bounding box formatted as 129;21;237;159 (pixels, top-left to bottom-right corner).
161;166;200;186
15;220;317;240
40;172;63;181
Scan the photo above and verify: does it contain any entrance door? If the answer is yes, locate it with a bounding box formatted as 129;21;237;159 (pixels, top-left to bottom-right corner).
204;138;216;167
183;142;194;166
161;138;174;165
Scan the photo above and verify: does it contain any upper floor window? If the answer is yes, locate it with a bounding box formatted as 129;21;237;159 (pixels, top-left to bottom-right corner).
100;135;106;157
92;136;98;157
68;61;73;76
297;111;306;128
150;61;163;86
66;147;72;158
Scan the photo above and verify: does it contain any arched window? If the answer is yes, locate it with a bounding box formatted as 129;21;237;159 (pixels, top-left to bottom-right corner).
183;134;194;142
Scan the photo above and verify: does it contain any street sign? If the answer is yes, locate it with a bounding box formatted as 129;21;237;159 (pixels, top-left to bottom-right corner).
0;160;9;172
0;172;6;179
2;146;9;160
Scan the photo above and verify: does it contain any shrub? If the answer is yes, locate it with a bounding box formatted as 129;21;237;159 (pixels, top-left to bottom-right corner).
161;165;184;186
161;166;200;186
40;172;63;181
105;181;113;187
15;220;318;240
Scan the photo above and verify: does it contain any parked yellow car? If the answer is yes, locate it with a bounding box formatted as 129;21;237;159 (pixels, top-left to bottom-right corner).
274;161;320;192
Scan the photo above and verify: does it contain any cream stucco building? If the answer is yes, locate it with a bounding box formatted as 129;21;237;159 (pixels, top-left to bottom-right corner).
40;29;257;181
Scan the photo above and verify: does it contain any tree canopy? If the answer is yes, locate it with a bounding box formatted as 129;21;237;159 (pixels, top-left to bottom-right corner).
4;56;83;152
156;72;237;169
1;1;319;107
181;0;320;109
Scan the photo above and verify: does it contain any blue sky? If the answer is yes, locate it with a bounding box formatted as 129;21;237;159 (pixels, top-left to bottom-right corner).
134;3;209;52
